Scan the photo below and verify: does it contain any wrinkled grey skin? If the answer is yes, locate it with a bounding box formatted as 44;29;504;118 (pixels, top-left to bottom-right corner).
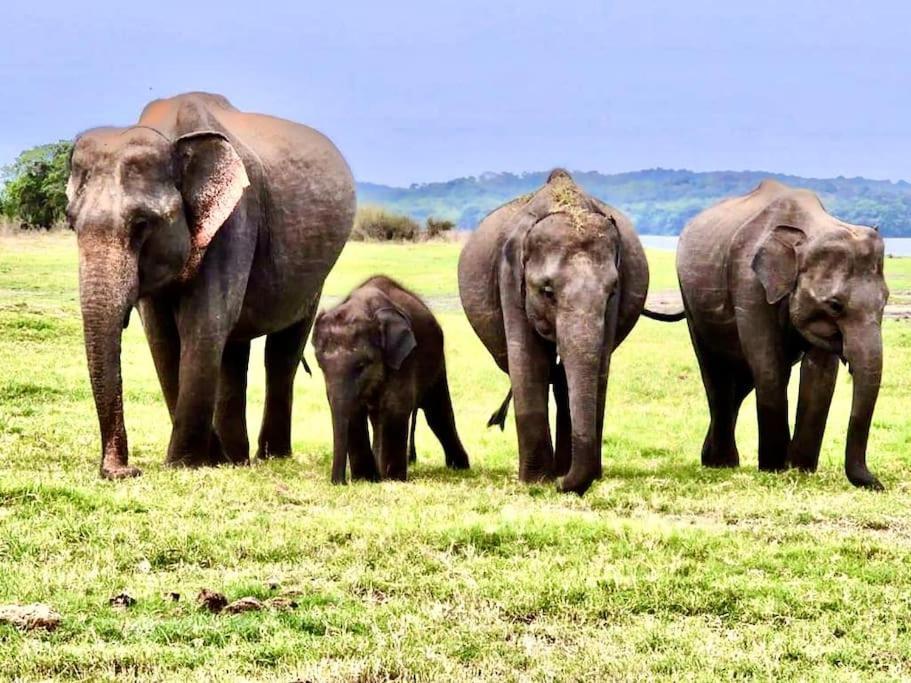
313;276;470;484
67;92;355;478
677;180;888;489
458;170;649;495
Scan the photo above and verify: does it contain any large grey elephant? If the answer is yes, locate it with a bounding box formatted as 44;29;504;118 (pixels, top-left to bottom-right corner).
66;92;355;478
458;170;649;494
673;180;888;489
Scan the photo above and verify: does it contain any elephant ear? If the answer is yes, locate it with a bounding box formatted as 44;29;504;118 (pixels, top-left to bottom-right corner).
751;225;806;304
174;131;250;281
376;306;416;370
501;233;527;304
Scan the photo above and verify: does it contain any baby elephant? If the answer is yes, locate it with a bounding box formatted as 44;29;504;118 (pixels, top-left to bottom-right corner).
313;276;470;483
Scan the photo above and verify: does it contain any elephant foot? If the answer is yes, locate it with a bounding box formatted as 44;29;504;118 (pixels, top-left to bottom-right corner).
558;466;601;496
255;444;292;460
700;440;739;468
100;464;142;480
846;467;884;491
787;453;819;473
445;450;471;470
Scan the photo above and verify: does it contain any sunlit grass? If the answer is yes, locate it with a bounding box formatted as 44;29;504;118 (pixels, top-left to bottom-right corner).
1;232;910;680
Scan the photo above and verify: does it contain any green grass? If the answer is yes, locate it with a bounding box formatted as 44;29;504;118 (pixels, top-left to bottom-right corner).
2;232;911;681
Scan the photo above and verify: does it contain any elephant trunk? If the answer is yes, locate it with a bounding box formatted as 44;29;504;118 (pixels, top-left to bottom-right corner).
78;245;139;478
327;383;354;484
841;321;884;490
556;296;614;495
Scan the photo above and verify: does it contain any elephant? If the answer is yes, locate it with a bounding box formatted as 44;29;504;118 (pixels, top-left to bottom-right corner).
312;276;470;483
458;169;649;494
66;92;355;478
672;179;888;489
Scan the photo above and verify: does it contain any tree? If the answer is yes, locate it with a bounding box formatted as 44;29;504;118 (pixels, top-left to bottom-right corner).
0;140;73;229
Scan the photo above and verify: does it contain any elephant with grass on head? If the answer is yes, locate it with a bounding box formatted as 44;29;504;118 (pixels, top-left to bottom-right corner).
67;92;354;478
458;170;650;495
667;180;888;489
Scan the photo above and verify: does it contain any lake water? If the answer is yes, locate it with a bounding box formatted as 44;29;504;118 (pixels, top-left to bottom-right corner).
641;235;911;257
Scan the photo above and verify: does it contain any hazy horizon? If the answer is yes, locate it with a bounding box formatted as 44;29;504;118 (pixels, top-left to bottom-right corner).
3;1;909;185
357;165;911;188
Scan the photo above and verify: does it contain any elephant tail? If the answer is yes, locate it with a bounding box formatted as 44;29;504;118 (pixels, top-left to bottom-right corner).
641;307;686;322
300;354;312;376
487;389;513;430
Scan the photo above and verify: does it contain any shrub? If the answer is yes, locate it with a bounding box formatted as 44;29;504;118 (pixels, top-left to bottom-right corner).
351;205;420;241
425;217;455;239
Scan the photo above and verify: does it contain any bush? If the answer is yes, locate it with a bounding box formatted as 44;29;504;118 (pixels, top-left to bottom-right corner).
0;141;73;230
425;217;455;239
351;205;420;241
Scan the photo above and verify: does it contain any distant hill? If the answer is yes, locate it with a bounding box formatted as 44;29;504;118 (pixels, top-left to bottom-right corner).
358;169;911;236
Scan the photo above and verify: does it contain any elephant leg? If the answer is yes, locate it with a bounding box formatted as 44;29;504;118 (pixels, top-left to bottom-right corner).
257;318;309;458
138;297;180;420
376;414;409;481
788;348;838;472
349;408;380;481
167;338;226;467
408;408;418;463
422;374;470;470
697;355;750;468
552;364;572;477
213;339;251;465
747;361;791;472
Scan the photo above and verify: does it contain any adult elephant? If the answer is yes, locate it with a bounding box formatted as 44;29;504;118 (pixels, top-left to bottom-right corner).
458;170;649;494
67;92;355;478
675;180;888;489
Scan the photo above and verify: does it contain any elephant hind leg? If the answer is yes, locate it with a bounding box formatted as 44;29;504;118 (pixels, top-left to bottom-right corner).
256;317;311;459
692;336;751;468
422;374;470;470
214;339;251;465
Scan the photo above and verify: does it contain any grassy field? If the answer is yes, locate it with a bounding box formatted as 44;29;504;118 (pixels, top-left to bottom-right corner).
1;233;911;681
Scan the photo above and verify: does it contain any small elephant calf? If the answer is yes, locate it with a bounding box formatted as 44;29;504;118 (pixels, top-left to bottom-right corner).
313;276;470;483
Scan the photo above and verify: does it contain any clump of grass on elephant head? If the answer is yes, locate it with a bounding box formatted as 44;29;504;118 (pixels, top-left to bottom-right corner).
541;169;607;233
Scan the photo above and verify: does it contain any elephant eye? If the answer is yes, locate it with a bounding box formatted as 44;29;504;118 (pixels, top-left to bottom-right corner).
825;297;845;316
540;283;555;299
130;216;152;233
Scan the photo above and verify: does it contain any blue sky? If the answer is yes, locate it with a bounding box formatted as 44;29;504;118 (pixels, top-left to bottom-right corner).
1;1;909;185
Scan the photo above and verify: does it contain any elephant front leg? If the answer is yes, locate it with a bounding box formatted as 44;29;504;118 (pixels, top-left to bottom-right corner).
752;370;792;472
788;348;838;472
167;341;224;467
349;409;380;482
214;340;252;465
738;308;791;472
375;414;409;481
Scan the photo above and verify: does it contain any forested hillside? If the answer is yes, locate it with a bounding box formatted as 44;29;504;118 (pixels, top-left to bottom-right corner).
359;169;911;235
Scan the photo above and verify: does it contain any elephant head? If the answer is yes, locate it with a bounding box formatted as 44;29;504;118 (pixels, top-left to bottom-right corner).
752;221;888;486
504;171;623;492
66;126;249;477
312;298;416;483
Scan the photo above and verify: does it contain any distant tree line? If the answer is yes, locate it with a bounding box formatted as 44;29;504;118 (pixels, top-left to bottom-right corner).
359;169;911;236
